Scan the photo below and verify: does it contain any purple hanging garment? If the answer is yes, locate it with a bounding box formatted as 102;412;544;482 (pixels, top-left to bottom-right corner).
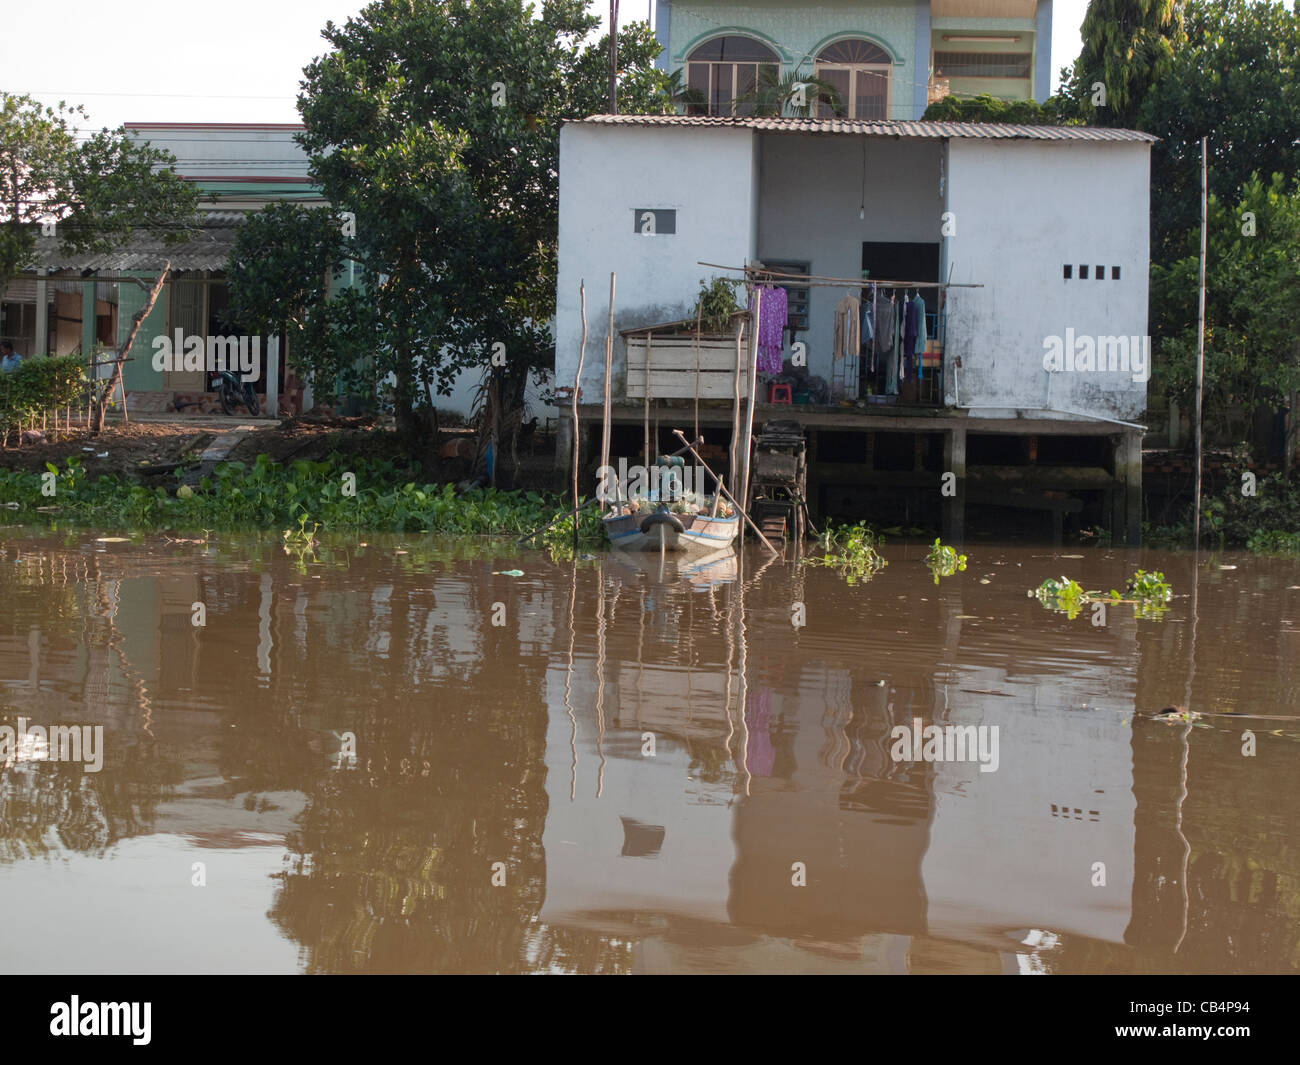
750;285;787;374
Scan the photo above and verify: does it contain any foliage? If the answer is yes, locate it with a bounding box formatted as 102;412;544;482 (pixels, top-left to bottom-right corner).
1150;174;1300;431
0;92;200;288
1246;528;1300;554
1056;0;1184;127
1201;471;1300;548
924;538;967;583
0;452;587;536
693;276;743;333
1140;0;1300;258
0;355;87;439
803;520;887;585
923;93;1064;124
736;69;841;118
226;1;666;448
226;202;350;401
539;500;604;560
1033;575;1090;618
1033;570;1172;620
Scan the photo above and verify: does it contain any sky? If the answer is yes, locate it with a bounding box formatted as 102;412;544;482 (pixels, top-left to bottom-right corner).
0;0;1092;132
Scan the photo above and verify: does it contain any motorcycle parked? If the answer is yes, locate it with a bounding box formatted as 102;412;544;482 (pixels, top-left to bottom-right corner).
211;368;260;416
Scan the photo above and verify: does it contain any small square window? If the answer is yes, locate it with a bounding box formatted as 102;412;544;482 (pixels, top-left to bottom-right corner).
1095;265;1104;280
1079;264;1089;279
1063;264;1072;279
1111;266;1121;280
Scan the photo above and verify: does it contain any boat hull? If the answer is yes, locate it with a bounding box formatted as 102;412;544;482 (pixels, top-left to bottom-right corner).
604;509;740;554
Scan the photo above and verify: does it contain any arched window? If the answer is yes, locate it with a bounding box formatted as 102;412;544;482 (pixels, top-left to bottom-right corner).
814;39;892;119
685;36;780;116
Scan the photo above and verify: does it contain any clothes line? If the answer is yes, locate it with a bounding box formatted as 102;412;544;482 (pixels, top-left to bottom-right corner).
697;261;983;290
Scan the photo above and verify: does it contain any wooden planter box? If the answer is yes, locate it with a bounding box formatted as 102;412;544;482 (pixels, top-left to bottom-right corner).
625;331;750;400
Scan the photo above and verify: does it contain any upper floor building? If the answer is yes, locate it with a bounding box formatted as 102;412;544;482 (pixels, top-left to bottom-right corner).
653;0;1054;120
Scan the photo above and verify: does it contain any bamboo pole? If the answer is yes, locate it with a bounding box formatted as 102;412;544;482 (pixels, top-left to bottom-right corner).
672;429;779;556
572;281;588;549
739;285;762;515
643;332;652;469
600;272;615;509
730;319;744;497
1193;136;1208;552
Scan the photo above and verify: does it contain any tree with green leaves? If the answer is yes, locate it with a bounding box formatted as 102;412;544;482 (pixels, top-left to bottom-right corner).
226;0;670;454
1150;173;1300;442
923;93;1063;124
1057;0;1184;127
0;94;199;290
1140;0;1300;259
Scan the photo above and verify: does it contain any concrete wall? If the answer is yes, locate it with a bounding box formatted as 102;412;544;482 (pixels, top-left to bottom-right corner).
555;123;758;398
756;133;943;383
942;139;1152;422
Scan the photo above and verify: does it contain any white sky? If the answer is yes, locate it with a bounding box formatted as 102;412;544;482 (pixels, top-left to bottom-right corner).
0;0;1090;132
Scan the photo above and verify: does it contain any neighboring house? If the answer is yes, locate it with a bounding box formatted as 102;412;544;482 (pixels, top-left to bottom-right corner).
0;123;321;416
653;0;1054;120
555;114;1155;544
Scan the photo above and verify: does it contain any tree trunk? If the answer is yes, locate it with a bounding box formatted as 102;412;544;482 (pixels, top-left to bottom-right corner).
92;262;170;435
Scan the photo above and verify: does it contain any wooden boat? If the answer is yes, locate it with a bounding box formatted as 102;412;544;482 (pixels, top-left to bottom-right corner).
603;504;740;554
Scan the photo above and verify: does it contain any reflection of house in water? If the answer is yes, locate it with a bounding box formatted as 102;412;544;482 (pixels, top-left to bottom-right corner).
540;571;1142;971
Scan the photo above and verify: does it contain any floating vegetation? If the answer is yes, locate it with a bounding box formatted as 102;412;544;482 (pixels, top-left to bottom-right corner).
1031;570;1173;620
925;539;967;584
803;521;887;585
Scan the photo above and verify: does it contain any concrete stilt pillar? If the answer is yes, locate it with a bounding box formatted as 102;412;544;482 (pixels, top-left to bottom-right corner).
1113;431;1143;546
554;412;574;473
942;426;967;543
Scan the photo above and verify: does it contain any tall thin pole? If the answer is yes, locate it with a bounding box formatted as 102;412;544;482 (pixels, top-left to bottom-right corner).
1193;136;1208;551
572;281;588;550
739;286;762;515
601;272;615;511
608;0;619;113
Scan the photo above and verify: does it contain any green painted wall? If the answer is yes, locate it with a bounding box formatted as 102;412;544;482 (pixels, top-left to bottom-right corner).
117;273;168;392
667;0;1041;115
669;0;921;119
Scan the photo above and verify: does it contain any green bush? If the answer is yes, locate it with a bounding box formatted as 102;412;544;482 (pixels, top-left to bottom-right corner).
0;354;87;437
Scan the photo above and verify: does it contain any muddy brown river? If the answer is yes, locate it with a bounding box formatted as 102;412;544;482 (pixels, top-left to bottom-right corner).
0;527;1296;974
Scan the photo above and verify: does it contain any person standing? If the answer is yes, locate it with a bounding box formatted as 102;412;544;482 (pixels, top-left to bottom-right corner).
1;341;21;373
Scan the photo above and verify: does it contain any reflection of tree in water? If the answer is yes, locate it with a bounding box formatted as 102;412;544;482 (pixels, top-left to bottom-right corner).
0;735;181;861
264;564;632;973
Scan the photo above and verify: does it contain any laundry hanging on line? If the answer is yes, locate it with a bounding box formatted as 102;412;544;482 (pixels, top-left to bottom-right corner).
750;284;787;374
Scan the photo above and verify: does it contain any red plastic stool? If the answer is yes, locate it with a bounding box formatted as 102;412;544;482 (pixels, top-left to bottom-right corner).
767;382;793;404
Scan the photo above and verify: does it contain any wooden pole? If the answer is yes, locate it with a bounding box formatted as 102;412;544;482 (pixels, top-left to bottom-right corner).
1194;136;1208;551
643;333;652;469
739;285;762;515
608;0;618;113
600;272;615;509
672;429;780;556
573;281;588;549
730;319;744;496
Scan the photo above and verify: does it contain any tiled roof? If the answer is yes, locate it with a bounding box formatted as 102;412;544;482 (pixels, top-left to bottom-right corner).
576;114;1158;143
27;211;244;274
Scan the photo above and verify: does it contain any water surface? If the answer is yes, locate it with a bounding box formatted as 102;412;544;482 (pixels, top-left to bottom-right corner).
1;527;1296;973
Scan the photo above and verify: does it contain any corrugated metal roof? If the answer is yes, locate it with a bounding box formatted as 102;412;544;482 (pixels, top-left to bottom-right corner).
576;114;1158;143
26;211;244;273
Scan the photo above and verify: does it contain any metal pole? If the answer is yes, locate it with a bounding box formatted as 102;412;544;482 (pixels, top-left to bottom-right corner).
1194;136;1208;551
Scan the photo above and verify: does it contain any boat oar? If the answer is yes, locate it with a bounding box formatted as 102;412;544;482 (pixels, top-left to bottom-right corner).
671;429;779;556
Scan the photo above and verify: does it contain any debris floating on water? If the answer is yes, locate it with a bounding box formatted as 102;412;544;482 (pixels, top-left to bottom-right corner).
493;569;525;577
